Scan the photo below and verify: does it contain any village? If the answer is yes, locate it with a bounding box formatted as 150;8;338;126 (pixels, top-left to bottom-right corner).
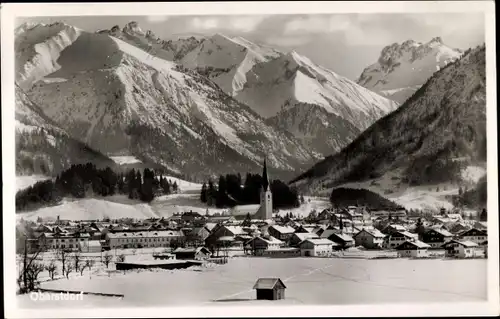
15;162;488;303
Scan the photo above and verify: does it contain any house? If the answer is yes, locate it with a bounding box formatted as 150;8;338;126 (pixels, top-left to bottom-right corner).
172;247;211;260
106;230;184;249
382;224;408;236
289;232;319;247
442;240;480;258
313;225;328;237
245;236;283;255
79;240;101;253
395;240;431;258
298;238;336;257
352;228;385;249
268;225;295;241
261;247;301;257
420;228;454;248
253;278;286;300
383;230;418;249
321;231;354;249
38;232;91;251
204;225;247;250
459;228;487;244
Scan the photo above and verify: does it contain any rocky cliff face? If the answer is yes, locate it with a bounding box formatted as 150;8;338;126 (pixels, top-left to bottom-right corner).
357;37;462;104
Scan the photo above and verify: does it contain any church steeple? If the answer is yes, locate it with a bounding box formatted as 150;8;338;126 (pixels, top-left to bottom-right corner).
262;157;269;191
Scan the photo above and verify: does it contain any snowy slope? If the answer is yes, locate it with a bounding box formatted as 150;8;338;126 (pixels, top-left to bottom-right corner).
181;33;282;96
15;86;116;176
357;37;462;104
291;46;486;196
17;198;159;221
16;23;320;180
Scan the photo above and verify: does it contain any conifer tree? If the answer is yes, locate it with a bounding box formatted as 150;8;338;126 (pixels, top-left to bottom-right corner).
200;183;207;203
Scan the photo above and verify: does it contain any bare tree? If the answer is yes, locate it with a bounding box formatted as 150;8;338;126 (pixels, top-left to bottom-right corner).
84;258;95;271
77;263;87;276
116;254;125;262
46;260;58;280
17;236;44;293
56;248;69;276
64;264;74;279
102;252;113;268
72;251;82;272
131;248;137;255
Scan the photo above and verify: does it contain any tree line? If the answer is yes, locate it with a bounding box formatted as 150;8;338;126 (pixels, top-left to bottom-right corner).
16;163;179;211
199;173;301;209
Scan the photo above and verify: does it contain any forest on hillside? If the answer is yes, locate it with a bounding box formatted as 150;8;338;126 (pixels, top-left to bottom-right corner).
200;173;301;210
330;187;404;211
15;163;178;211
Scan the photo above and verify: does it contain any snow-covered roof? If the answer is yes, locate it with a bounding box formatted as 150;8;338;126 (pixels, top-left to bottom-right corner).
258;236;283;244
402;240;431;249
300;238;337;246
331;233;354;242
107;231;183;238
253;278;286;290
224;226;246;235
293;232;319;241
270;225;295;234
354;228;386;238
86;240;101;247
443;240;479;248
430;228;454;237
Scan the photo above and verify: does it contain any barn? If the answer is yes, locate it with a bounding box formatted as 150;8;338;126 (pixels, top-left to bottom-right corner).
253;278;286;300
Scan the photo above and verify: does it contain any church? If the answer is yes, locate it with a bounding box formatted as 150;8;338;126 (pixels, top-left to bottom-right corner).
229;159;274;220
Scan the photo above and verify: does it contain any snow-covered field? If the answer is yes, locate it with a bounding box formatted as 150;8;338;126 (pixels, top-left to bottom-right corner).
17;257;486;307
16;175;51;192
276;196;330;217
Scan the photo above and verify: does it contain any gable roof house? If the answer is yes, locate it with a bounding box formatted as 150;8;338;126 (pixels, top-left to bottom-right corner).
352;228;386;249
268;225;296;241
289;232;320;247
321;231;355;249
395;240;431;258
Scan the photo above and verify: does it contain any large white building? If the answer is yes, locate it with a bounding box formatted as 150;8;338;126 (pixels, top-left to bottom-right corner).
106;231;184;249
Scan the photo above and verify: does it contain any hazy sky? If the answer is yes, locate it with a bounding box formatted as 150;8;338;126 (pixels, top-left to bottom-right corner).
17;13;485;80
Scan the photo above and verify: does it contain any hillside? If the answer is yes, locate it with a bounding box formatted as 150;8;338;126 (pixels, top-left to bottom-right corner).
330;188;404;211
357;37;462;104
291;45;486;197
15;22;322;181
15;85;116;176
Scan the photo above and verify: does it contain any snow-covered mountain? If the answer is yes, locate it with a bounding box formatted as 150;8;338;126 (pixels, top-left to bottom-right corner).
181;33;283;96
15;22;322;180
97;21;203;62
235;50;398;154
357;37;462;104
15;85;116;176
291;45;486;195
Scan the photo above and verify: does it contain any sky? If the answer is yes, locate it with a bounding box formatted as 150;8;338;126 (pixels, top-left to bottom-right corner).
17;13;485;80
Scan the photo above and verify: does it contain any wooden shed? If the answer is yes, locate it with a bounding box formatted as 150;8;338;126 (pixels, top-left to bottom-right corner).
253;278;286;300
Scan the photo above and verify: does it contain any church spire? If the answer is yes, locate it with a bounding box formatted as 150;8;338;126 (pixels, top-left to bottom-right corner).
262;156;269;191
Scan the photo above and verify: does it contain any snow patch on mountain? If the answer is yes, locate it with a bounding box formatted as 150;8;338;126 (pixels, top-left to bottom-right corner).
110;156;143;165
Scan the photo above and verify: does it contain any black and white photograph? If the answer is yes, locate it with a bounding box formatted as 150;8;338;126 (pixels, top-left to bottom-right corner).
2;1;498;317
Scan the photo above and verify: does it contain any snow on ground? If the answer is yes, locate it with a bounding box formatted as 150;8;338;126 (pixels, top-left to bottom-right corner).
109;156;142;165
156;176;202;193
152;193;226;218
336;170;460;211
276;196;330;217
16;175;51;192
17;257;486;307
17;198;158;222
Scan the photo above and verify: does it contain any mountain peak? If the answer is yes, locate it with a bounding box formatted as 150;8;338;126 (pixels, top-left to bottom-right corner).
428;36;444;45
123;21;145;36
